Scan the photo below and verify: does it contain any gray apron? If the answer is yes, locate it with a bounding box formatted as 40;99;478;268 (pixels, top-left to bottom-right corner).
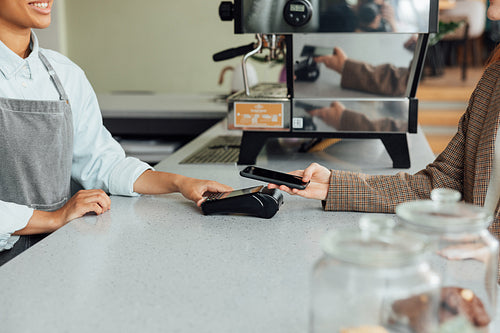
0;52;73;264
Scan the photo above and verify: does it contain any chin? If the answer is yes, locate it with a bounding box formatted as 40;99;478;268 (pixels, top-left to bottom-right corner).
487;8;500;21
33;19;52;29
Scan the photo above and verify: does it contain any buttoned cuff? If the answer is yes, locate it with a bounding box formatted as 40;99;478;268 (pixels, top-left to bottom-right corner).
323;170;335;211
108;157;153;196
323;169;361;211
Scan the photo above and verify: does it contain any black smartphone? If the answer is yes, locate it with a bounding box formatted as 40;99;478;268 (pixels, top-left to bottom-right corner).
300;45;334;57
295;100;322;113
240;166;309;190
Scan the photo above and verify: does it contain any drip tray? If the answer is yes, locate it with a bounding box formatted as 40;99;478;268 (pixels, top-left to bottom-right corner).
180;135;241;164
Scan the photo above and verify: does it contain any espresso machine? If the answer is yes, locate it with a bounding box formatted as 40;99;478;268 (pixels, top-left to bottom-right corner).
214;0;438;168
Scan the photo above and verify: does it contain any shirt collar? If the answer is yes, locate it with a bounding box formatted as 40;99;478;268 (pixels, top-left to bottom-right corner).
0;30;40;80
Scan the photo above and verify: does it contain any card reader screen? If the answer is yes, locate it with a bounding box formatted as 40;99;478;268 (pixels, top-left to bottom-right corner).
222;185;263;199
206;186;263;201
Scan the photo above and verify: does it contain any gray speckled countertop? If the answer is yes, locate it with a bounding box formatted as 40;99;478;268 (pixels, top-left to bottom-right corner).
1;120;498;332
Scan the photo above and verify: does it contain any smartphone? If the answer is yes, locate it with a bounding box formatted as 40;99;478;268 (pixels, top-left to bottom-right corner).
295;100;322;113
240;166;309;190
300;45;334;57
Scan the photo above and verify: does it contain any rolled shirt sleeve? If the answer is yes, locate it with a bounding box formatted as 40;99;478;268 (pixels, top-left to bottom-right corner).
0;201;33;251
0;35;152;241
108;157;152;196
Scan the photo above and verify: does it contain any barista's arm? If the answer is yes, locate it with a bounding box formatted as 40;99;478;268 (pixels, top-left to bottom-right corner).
13;189;111;235
133;170;233;206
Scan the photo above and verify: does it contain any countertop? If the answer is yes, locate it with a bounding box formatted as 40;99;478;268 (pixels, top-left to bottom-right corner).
97;93;228;139
1;120;498;332
97;93;227;119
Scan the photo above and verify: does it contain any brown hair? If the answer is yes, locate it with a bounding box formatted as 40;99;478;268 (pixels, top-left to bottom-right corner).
487;43;500;67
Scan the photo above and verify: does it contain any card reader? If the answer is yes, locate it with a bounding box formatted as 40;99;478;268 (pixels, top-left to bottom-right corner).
201;185;284;219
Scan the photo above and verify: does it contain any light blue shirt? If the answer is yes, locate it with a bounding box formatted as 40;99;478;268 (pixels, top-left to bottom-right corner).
0;32;151;244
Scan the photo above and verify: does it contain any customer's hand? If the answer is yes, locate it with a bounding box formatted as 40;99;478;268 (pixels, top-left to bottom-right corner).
268;163;331;200
314;47;347;74
308;101;345;128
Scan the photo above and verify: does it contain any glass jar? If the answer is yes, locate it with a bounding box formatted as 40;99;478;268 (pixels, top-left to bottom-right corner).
310;215;441;333
396;188;499;330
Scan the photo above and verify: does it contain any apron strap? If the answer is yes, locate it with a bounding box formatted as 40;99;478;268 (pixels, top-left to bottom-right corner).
38;52;70;102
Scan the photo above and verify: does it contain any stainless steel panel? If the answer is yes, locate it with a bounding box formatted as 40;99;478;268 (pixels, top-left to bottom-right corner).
227;83;291;131
238;0;434;34
292;98;409;133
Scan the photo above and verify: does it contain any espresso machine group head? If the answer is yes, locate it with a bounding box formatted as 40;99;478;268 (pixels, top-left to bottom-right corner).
214;0;439;168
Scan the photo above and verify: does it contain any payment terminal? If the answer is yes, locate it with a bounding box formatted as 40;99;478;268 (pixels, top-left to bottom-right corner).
201;185;283;218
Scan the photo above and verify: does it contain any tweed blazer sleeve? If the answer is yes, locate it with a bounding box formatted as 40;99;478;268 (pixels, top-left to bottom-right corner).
340;59;409;96
324;63;500;226
338;109;407;132
325;63;500;283
324;107;469;213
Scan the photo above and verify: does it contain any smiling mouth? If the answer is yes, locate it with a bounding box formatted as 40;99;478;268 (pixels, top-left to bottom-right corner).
29;2;50;9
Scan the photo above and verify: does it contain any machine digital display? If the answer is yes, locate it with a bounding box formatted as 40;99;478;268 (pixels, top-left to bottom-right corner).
290;4;305;12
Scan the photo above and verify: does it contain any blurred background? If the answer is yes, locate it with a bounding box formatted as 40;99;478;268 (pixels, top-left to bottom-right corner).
35;0;282;94
35;0;496;156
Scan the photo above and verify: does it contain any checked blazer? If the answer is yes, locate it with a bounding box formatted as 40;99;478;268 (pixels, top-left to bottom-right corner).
324;61;500;242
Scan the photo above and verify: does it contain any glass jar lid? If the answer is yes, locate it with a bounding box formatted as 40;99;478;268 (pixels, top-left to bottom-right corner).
321;215;430;267
396;188;493;232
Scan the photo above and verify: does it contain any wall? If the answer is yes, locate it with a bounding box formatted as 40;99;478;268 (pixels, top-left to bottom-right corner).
63;0;282;94
34;0;66;53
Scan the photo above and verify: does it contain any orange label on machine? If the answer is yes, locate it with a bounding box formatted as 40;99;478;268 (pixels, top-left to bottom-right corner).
234;102;284;128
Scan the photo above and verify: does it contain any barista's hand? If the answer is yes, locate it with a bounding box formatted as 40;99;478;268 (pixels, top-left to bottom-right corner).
268;163;331;200
15;189;111;235
314;47;347;74
176;177;234;207
133;170;233;207
308;101;345;128
55;189;111;223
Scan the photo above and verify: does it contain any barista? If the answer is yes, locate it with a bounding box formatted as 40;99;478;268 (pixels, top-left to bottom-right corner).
269;0;500;281
0;0;232;261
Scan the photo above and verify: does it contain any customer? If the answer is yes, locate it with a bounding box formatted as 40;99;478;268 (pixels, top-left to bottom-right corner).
0;0;232;260
314;40;416;96
308;101;407;132
269;1;500;245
